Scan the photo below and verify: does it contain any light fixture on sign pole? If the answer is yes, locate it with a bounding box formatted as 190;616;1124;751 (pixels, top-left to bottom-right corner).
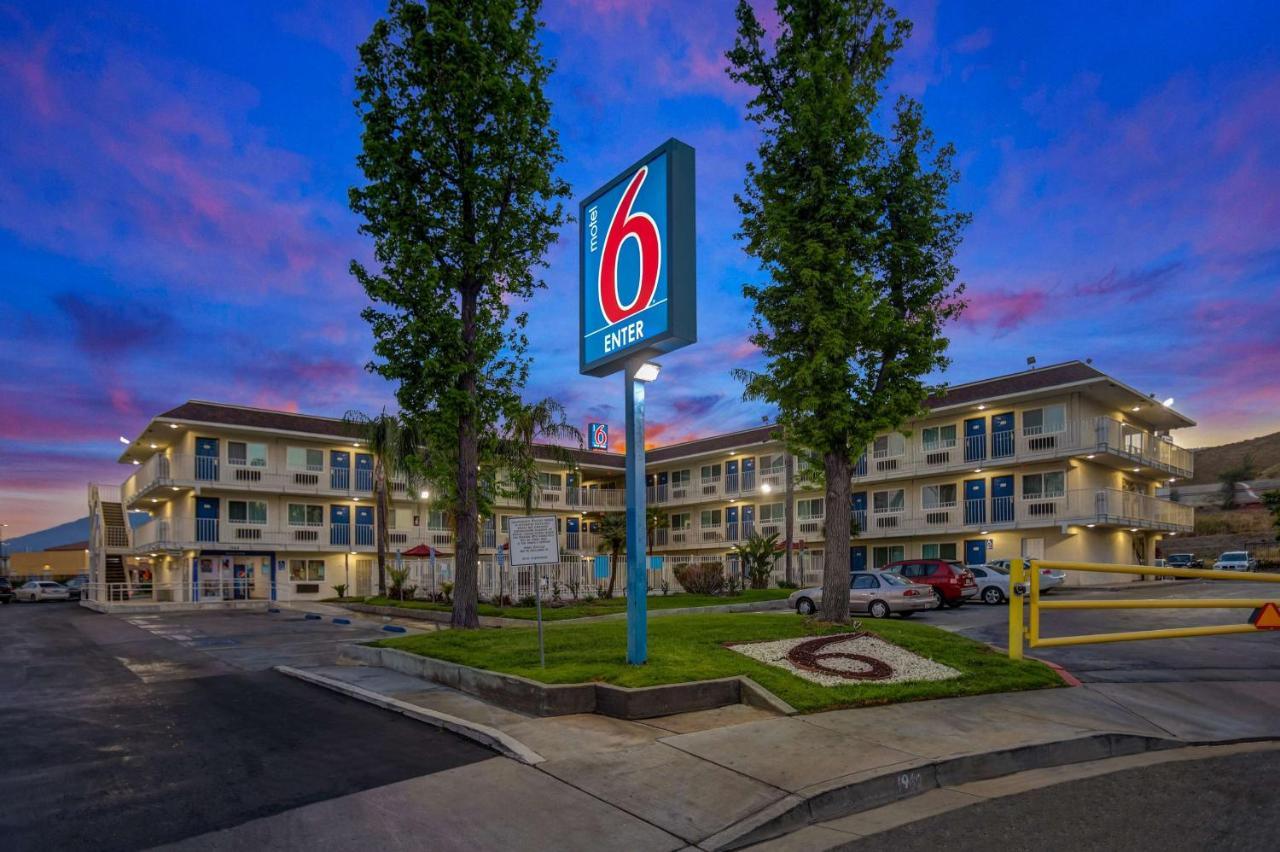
634;362;661;382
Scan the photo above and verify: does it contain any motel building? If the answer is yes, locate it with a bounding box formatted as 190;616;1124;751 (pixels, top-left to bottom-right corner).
84;361;1195;609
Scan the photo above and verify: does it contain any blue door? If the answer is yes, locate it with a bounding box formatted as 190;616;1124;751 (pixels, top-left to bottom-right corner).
330;451;350;490
965;539;988;566
964;479;987;525
566;516;580;550
725;460;739;493
195;437;219;481
742;504;755;538
964;418;987;463
657;470;668;502
992;413;1014;458
850;546;867;573
992;475;1014;522
852;492;867;534
355;453;374;491
742;457;756;490
726;506;739;541
196;497;219;542
330;505;350;546
355;505;374;546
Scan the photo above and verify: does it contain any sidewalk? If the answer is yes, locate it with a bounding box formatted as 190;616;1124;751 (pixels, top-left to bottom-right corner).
231;660;1280;851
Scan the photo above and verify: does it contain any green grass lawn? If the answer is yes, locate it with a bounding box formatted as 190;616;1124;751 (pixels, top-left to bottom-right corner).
374;612;1061;713
357;588;791;621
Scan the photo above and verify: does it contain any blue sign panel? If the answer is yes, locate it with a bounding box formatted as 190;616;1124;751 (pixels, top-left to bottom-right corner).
588;422;609;450
580;138;696;377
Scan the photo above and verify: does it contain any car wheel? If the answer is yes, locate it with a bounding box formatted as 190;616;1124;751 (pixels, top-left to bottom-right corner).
796;598;816;616
982;586;1004;605
869;600;890;619
932;589;945;610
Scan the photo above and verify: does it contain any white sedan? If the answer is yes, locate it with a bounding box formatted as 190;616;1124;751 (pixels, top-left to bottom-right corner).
970;564;1064;604
15;581;72;602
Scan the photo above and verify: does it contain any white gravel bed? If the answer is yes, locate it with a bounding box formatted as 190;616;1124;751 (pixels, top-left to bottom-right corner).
729;633;961;687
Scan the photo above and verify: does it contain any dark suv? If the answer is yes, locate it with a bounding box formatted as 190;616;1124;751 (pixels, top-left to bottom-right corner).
881;559;978;609
0;577;14;604
1164;553;1203;569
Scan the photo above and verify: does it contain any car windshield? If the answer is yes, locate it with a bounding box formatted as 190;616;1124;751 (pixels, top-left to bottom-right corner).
1222;552;1247;561
39;582;62;588
879;573;910;586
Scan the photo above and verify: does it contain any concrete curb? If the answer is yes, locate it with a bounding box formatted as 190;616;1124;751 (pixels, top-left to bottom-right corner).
700;732;1182;850
275;665;545;766
342;644;797;719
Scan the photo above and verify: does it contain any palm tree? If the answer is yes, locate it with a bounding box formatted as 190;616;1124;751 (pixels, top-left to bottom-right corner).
646;506;668;558
343;408;422;596
732;531;781;589
496;398;582;601
596;512;627;598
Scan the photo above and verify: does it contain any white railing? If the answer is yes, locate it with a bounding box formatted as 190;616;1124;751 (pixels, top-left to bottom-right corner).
129;516;458;553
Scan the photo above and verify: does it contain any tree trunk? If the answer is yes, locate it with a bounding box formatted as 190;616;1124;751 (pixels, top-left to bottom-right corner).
451;288;481;628
375;458;388;596
819;452;852;623
784;452;795;585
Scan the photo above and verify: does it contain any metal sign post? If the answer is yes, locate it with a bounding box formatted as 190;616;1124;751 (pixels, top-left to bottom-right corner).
507;515;559;668
625;361;648;665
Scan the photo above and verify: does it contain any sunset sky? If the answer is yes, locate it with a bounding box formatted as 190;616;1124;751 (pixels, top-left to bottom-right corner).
2;0;1279;536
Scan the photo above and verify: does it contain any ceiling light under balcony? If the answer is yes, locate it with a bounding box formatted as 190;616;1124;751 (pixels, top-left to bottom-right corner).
1085;454;1096;459
150;499;158;503
1129;528;1139;532
149;444;157;449
168;423;179;429
1131;405;1140;412
977;404;987;410
132;460;140;465
171;487;180;491
979;529;989;535
1132;467;1141;472
974;468;983;474
1086;523;1096;528
761;483;772;494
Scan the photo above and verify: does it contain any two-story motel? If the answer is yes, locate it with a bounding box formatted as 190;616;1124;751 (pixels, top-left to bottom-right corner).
86;361;1195;607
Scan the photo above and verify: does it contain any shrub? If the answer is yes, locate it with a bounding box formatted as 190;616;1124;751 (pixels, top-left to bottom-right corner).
674;562;724;595
441;581;454;603
659;578;670;596
333;583;348;599
567;578;581;599
776;580;798;589
517;594;537;608
597;583;611;600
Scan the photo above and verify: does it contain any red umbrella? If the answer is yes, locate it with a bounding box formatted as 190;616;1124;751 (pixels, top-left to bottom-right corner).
402;544;439;557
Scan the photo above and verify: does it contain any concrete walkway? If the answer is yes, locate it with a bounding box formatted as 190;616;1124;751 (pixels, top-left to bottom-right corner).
224;661;1280;851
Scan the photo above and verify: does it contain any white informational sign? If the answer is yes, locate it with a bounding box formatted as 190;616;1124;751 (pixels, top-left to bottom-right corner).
507;516;559;567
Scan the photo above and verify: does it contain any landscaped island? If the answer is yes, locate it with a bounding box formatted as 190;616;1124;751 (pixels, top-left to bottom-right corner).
374;613;1061;713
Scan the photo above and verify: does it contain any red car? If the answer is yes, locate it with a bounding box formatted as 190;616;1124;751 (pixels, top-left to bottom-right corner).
879;559;978;609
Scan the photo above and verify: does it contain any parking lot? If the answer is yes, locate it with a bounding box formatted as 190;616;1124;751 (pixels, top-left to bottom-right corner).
0;602;493;852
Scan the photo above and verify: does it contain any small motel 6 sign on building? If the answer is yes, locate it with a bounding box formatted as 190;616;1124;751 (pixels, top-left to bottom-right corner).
579;138;696;377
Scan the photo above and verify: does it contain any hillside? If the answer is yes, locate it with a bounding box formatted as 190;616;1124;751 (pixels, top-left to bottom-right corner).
3;512;150;553
1187;430;1280;486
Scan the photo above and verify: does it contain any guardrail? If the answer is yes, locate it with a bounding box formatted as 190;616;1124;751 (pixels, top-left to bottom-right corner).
1007;559;1280;659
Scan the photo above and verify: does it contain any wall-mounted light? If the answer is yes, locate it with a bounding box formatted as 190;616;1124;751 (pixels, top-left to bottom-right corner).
420;489;430;500
1162;397;1174;407
761;483;772;494
119;436;130;445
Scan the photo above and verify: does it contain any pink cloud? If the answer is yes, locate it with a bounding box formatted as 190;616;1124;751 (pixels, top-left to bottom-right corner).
956;287;1050;333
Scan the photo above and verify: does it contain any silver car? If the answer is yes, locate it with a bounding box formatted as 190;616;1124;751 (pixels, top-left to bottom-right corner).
986;559;1066;592
16;581;72;602
788;572;935;618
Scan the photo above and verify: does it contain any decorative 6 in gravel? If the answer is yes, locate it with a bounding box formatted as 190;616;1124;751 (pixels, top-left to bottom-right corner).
728;632;961;686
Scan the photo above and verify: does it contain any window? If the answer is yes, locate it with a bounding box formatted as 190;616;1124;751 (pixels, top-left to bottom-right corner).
287;447;324;471
760;454;785;475
700;464;721;482
427;510;448;529
797;498;824;520
387;508;412;530
922;425;957;449
288;504;323;526
1023;404;1066;435
873;433;906;457
852;574;879;590
537;471;562;489
670;513;691;530
700;509;722;527
288;559;326;581
228;441;267;467
873;545;905;568
670;470;691;487
229;500;267;524
922;484;958;508
922;542;959;560
1022;471;1066;499
873;489;905;513
758;502;785;523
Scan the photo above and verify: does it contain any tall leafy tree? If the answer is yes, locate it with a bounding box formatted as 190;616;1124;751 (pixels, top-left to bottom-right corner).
343;409;422;596
351;0;570;627
595;512;627;599
728;0;968;622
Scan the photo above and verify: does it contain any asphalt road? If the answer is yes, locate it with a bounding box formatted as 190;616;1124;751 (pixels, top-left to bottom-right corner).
849;748;1280;851
0;602;494;852
927;579;1280;683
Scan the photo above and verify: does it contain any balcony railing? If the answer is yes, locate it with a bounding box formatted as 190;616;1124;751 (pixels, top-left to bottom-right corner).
129;516;458;553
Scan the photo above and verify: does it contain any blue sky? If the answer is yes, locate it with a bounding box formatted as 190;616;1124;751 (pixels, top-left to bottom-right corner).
2;0;1279;534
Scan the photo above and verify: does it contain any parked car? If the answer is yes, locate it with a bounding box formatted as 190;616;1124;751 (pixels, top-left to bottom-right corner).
879;559;978;609
1164;553;1203;569
1213;551;1257;572
63;576;90;600
986;558;1068;590
788;571;935;618
969;563;1064;604
0;577;14;604
15;580;72;602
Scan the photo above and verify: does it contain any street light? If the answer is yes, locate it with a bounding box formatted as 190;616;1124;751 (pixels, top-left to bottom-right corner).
633;362;661;382
760;482;772;494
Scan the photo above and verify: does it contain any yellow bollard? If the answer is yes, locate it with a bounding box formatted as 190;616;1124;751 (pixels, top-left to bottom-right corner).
1008;557;1025;660
1029;558;1041;646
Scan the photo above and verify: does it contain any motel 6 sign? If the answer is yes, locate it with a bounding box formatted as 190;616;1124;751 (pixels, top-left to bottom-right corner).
588;422;609;451
579;138;697;377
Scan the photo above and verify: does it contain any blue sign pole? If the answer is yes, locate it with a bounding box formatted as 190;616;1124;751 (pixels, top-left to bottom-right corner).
625;361;648;665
